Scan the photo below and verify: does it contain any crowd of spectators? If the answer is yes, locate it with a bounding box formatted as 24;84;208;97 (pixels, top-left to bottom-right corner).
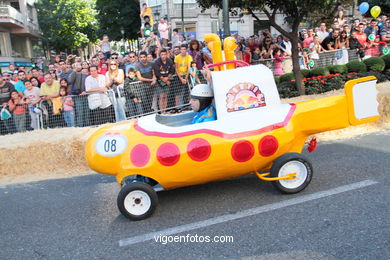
0;10;389;135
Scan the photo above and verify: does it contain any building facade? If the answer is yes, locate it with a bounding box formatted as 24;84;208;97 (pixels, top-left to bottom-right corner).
0;0;41;70
143;0;290;40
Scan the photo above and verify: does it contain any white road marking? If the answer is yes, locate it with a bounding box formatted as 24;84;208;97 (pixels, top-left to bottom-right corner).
119;179;378;247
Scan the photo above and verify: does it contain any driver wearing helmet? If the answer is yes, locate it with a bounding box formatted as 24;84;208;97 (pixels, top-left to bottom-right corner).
189;84;216;124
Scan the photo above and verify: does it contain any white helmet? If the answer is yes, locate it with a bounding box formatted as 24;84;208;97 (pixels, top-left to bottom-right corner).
191;84;214;98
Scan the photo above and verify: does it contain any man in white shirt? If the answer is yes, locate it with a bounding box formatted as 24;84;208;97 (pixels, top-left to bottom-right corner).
317;23;329;42
85;65;112;125
158;18;171;47
279;36;292;56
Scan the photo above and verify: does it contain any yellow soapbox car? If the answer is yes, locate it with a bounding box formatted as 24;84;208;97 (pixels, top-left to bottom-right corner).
85;60;379;221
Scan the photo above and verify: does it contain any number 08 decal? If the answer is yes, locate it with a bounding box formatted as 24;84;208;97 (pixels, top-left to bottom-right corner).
95;133;128;157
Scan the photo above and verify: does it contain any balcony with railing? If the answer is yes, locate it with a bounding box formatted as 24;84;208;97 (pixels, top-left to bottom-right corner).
0;5;25;27
0;5;41;37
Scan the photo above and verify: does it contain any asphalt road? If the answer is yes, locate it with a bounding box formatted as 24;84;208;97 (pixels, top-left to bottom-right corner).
1;131;389;260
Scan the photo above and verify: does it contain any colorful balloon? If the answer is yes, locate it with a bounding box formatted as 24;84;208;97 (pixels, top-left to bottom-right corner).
370;6;381;18
359;2;369;14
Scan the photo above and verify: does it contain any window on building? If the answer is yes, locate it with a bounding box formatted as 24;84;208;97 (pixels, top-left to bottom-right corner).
9;0;20;11
10;34;28;57
0;33;8;57
27;4;34;23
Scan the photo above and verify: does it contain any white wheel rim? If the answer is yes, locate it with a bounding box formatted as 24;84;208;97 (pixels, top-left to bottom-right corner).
278;160;308;189
124;190;151;216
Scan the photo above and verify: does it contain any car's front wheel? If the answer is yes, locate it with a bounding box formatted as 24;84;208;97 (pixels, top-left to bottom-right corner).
117;182;158;221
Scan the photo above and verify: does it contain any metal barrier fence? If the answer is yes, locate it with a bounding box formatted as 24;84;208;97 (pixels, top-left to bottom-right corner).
0;75;193;135
251;44;389;71
0;44;389;135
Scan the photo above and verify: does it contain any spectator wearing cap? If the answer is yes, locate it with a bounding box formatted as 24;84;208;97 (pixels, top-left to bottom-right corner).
364;19;380;36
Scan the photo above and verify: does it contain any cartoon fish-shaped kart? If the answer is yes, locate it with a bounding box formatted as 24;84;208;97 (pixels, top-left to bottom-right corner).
85;63;379;221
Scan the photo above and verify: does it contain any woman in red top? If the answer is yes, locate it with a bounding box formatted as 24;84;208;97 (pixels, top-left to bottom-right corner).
8;90;27;132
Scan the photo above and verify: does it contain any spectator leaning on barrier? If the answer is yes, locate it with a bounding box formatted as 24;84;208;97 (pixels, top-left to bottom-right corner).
59;86;75;127
136;51;157;113
321;28;340;50
72;62;90;127
85;65;112;125
24;79;41;130
41;74;60;101
124;68;143;117
174;44;192;108
309;35;326;59
105;60;124;90
8;90;27;132
153;49;175;113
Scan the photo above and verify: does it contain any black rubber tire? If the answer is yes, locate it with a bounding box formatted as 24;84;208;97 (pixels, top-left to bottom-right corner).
117;182;158;221
270;152;313;194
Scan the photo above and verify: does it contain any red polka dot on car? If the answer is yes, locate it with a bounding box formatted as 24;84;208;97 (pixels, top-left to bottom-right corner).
231;140;254;162
259;135;278;157
187;138;211;162
130;144;150;167
157;143;180;166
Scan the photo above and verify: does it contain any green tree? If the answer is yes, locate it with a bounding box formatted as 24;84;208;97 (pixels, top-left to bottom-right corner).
197;0;349;95
35;0;98;53
95;0;141;41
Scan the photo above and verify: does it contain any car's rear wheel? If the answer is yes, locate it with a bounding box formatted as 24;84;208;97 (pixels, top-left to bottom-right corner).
117;182;158;221
270;153;313;194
